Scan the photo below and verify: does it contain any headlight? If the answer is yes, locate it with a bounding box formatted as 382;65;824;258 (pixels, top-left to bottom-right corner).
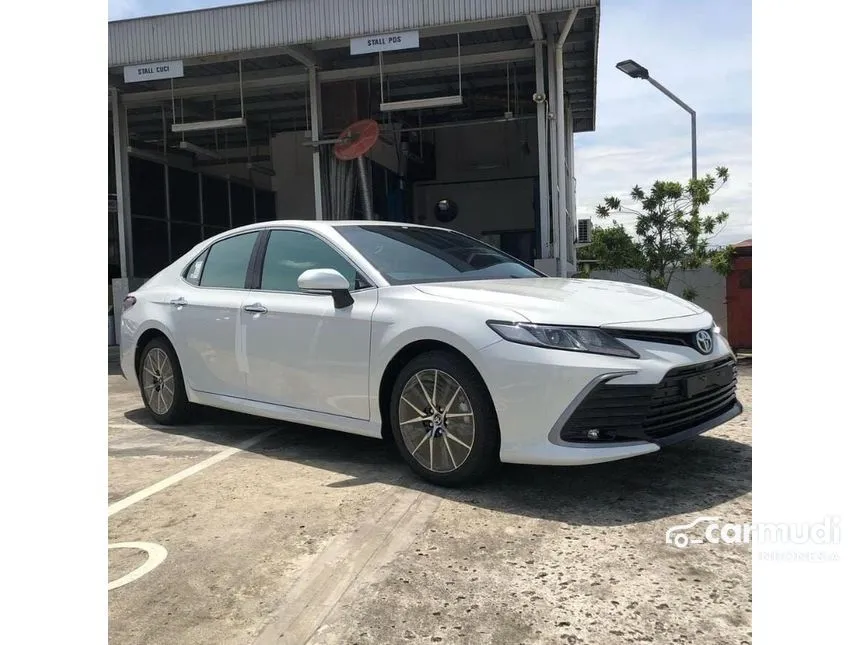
486;321;640;358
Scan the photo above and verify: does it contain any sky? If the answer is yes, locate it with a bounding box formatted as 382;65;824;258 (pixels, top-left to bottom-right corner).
578;0;751;246
108;0;752;246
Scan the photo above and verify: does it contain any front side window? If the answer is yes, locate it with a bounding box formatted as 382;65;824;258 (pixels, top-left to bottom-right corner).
198;232;258;289
260;229;367;292
337;225;543;285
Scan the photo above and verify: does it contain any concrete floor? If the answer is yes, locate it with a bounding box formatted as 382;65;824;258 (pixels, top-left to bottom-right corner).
108;362;752;645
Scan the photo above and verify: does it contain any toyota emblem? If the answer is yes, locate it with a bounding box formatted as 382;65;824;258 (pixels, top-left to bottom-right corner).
695;330;713;354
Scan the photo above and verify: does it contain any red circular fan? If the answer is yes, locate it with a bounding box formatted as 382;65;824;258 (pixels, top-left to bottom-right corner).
334;119;380;160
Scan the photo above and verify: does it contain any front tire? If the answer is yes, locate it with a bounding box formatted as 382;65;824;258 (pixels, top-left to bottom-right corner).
389;351;499;487
138;337;191;425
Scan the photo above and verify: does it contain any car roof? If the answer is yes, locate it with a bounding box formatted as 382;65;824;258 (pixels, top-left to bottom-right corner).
225;220;446;234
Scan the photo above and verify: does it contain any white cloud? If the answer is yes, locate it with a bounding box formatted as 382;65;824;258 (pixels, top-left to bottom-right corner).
577;128;752;244
108;0;258;21
576;0;752;246
108;0;145;20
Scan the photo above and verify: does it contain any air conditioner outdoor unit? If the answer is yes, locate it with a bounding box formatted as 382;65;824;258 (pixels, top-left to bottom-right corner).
577;218;593;245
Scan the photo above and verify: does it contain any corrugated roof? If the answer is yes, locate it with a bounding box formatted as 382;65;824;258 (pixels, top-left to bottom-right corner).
109;0;598;67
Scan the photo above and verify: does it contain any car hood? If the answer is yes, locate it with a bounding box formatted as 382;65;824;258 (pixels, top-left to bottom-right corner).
413;278;711;329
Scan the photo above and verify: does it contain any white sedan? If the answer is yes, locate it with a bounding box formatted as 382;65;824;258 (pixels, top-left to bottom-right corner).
120;221;742;486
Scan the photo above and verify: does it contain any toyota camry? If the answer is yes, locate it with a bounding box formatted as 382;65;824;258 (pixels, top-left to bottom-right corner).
120;221;742;486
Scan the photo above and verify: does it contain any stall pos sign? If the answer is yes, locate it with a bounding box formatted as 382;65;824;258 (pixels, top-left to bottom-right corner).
123;60;185;83
350;30;419;55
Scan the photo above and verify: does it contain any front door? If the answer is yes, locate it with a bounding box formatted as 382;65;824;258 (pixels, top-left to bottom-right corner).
242;228;377;420
169;230;259;398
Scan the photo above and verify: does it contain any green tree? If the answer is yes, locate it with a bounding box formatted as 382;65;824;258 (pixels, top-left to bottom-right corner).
578;222;643;273
594;166;735;294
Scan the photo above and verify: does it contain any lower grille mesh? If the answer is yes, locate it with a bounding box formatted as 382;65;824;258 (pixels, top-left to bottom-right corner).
560;357;738;443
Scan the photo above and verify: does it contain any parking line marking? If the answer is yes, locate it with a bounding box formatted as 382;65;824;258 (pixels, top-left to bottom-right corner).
107;427;279;517
108;542;168;590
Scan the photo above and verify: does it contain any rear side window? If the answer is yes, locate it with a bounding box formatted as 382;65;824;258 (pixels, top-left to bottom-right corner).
183;253;207;285
198;232;258;289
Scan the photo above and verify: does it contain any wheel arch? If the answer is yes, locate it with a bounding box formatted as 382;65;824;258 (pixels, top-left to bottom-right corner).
377;338;496;443
133;325;178;378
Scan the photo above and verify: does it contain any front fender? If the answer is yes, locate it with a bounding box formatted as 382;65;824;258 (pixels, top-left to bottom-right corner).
367;290;530;425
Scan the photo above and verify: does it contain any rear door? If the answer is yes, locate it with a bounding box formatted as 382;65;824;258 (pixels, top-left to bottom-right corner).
241;228;377;419
169;230;260;398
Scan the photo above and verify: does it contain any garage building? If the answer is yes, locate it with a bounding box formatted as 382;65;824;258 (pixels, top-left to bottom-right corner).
108;0;601;339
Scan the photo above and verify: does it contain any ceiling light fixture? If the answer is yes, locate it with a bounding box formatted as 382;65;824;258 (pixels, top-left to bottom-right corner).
177;140;223;160
171;116;247;133
380;95;464;112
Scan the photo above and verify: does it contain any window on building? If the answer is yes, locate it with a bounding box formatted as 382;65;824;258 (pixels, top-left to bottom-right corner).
739;269;752;289
255;189;276;222
170;222;203;261
129;157;167;219
199;232;258;289
169;167;201;224
260;230;366;292
202;175;230;227
230;182;254;227
132;217;169;278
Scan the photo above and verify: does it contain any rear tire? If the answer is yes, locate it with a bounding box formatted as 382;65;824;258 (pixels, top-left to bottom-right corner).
389;350;499;487
138;337;191;425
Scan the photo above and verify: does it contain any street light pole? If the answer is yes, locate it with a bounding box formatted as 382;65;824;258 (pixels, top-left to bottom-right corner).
645;77;697;180
615;60;697;180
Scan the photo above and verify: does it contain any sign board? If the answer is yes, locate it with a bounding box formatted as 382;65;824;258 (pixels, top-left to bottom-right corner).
123;60;184;84
350;31;419;55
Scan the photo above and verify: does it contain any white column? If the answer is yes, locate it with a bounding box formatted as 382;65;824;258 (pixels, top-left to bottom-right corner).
554;53;568;279
309;67;325;220
529;15;551;261
568;102;578;274
565;102;577;275
546;30;559;275
110;89;133;278
554;10;578;278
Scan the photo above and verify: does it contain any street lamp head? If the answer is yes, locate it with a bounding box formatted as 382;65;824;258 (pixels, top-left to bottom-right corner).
616;59;649;79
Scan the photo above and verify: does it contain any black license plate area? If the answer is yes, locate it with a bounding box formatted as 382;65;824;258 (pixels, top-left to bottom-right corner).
684;364;734;398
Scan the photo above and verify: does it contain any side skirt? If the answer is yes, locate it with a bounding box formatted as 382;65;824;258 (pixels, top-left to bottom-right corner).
187;388;383;440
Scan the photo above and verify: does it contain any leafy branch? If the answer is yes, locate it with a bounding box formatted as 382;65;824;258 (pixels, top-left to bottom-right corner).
590;166;735;298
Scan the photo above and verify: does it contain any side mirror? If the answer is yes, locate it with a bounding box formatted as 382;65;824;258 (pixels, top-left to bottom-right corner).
297;268;354;309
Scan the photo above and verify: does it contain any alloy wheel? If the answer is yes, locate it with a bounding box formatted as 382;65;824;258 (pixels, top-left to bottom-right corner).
140;347;175;416
397;369;475;473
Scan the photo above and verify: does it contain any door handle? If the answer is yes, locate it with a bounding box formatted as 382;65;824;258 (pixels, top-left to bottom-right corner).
243;303;268;314
170;297;187;307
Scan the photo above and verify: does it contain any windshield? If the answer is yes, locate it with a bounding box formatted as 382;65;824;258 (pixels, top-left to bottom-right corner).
337;225;544;285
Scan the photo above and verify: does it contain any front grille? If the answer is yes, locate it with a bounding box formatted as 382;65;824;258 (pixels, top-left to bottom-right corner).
608;329;693;347
606;328;714;354
560;356;738;443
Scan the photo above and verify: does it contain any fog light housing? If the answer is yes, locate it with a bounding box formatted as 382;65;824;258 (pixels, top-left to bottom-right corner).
586;428;601;440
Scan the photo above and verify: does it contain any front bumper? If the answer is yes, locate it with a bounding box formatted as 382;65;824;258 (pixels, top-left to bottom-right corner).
476;332;742;466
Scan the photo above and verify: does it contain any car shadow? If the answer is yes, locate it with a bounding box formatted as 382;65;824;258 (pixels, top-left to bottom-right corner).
123;405;751;528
